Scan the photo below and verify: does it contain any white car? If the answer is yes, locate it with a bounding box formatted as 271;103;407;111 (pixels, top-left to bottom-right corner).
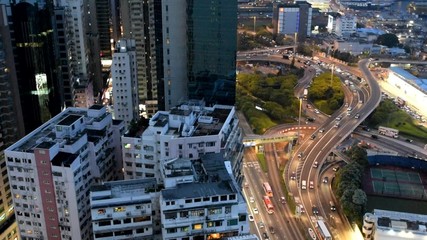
253;208;259;214
314;109;320;114
249;215;254;222
249;197;255;203
312;161;318;168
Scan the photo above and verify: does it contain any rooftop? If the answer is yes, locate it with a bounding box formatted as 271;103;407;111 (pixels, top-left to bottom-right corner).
374;209;427;236
51;152;78;167
57;114;82;126
89;105;104;110
161;153;236;200
390;67;427;92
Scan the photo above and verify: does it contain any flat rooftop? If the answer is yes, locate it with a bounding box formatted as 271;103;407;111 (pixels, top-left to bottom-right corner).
51;152;78;167
374;209;427;237
57;114;82;126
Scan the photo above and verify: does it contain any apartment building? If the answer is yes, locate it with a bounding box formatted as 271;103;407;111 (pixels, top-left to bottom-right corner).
160;153;249;239
121;100;244;185
90;178;159;240
5;105;124;239
327;13;357;37
111;39;139;127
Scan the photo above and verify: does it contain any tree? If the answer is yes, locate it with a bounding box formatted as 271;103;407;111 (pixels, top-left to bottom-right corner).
352;189;367;206
375;33;400;48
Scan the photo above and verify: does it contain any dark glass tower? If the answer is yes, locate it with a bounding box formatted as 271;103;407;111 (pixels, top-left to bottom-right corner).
10;1;63;133
187;0;237;106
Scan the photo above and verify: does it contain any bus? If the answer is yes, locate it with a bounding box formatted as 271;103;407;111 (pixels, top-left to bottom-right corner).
378;126;399;138
263;195;274;214
317;220;332;240
263;182;273;197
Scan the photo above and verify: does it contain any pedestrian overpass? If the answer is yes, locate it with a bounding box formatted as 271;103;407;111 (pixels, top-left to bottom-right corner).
243;134;296;147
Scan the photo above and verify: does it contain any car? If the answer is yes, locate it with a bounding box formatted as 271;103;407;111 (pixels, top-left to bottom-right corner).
323;176;329;183
253;208;259;214
310;134;316;140
312;206;319;215
335;116;342;121
371;135;378;139
347;107;352;111
299;204;305;213
362;126;370;131
309;181;314;189
313;161;318;168
332;166;340;172
319;128;325;133
297;152;303;158
355;113;360;119
334;122;340;128
269;226;275;234
314;109;320;114
345;102;349;107
406;138;413;143
347;111;351;116
280;197;286;204
248;215;254;222
330;201;336;211
249;197;255;203
262;232;269;239
290;171;296;180
258;221;265;228
244;182;249;188
307;117;315;122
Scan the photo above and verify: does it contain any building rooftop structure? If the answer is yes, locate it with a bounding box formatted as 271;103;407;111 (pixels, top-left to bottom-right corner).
368;209;427;240
161;153;238;200
390;67;427;93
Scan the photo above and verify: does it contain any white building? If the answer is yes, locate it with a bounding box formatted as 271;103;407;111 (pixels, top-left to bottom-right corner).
160;153;249;240
121;100;244;185
385;67;427;117
334;39;372;55
5;105;124;240
363;209;427;240
90;178;159;240
112;39;139;128
327;13;357;37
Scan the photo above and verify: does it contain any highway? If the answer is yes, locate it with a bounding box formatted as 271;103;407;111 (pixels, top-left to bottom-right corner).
238;51;427;239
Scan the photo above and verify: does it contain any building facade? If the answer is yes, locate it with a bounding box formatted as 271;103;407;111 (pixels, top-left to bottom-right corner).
90;178;158;240
111;39;139;127
327;13;357;37
5;105;124;239
121;100;244;185
273;1;312;41
160;154;249;240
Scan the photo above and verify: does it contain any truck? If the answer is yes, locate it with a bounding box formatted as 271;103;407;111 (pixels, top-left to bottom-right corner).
303;88;308;100
378;126;399;138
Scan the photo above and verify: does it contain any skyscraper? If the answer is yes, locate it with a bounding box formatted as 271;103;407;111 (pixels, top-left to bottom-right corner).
186;0;238;106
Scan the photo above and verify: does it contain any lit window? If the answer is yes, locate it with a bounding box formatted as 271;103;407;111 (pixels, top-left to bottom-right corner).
124;144;131;149
114;207;126;212
192;223;202;230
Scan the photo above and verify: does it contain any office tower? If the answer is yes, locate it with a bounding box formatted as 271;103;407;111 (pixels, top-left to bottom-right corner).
0;5;24;238
112;39;139;127
6;1;63;133
273;1;312;41
121;100;244;185
90;178;158;239
5;105;125;239
160;154;249;239
162;0;237;109
121;0;164;117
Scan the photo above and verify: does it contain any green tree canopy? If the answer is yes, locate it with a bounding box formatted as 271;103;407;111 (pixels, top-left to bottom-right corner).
375;33;400;48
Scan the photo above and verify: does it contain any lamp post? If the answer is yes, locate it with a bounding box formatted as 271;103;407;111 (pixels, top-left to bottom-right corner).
297;96;303;145
253;16;256;33
330;64;334;87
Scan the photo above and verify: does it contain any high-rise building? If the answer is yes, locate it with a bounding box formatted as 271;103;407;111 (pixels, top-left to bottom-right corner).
121;100;244;185
5;1;64;133
5;105;125;239
273;1;312;41
121;0;164;117
111;39;139;127
0;5;24;238
162;0;237;109
90;154;250;240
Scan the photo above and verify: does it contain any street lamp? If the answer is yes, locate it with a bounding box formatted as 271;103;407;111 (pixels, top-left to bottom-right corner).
297;96;303;145
330;64;334;87
253;16;256;33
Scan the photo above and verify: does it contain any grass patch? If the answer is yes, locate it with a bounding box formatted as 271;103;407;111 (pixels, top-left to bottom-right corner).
256;153;268;172
238;18;272;32
279;168;296;213
381;111;427;142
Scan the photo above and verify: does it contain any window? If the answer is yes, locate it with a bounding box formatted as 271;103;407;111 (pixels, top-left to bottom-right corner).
192;223;202;230
113;207;126;212
227;219;238;226
124;143;131;149
212;196;219;202
185;199;192;204
209;208;222;215
221;195;227;201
